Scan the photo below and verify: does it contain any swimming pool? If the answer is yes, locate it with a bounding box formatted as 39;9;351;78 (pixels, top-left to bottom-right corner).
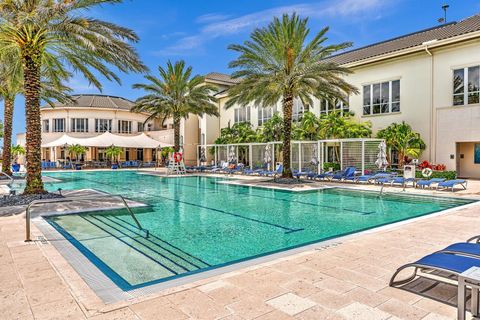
34;171;474;291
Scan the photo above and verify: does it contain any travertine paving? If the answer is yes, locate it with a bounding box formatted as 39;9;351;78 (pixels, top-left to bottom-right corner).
1;176;480;319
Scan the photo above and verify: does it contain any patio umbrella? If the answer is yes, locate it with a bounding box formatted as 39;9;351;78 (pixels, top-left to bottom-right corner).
199;147;206;163
264;144;272;171
375;141;389;171
229;146;236;163
310;144;319;166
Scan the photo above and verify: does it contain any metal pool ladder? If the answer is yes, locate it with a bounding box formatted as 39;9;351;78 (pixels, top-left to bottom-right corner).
0;172;14;186
25;194;149;242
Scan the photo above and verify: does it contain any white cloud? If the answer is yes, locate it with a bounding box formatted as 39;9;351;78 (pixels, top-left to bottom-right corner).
67;77;100;94
195;13;231;24
154;0;393;56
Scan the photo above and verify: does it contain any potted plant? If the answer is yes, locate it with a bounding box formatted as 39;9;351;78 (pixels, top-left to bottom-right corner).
11;144;25;172
105;145;122;169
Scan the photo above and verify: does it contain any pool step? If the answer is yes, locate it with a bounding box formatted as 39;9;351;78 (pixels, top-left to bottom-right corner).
83;214;209;275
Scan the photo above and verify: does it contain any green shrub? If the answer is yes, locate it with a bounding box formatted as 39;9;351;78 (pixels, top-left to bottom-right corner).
415;170;457;180
323;162;340;171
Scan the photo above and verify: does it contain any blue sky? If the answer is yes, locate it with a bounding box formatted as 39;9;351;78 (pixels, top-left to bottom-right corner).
7;0;480;140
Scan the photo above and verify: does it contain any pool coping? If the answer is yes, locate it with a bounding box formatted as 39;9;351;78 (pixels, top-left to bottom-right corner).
31;178;480;304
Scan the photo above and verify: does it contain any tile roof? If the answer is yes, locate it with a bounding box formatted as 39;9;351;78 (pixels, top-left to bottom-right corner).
204;72;241;84
328;14;480;65
42;94;135;110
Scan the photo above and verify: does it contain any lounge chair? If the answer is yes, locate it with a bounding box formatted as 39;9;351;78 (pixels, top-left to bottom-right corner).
389;177;416;188
354;172;392;184
294;169;314;179
416;178;446;189
389;252;480;287
260;164;283;177
437;179;467;192
331;167;356;181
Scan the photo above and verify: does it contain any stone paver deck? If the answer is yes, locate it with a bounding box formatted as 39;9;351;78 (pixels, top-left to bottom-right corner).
1;173;480;319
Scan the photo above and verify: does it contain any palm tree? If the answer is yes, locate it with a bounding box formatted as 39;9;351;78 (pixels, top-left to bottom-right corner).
0;61;21;176
377;122;426;166
226;14;357;178
67;144;87;164
292;112;321;141
0;53;70;177
259;113;284;143
105;146;123;164
132;60;218;152
0;0;146;194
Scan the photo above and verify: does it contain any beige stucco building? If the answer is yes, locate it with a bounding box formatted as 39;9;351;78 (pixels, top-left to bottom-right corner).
195;14;480;178
17;94;174;164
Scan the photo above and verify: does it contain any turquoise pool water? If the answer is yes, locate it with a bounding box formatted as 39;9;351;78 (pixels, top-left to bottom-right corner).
34;171;474;290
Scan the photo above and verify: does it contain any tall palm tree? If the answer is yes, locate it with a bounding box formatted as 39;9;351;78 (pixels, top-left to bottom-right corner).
226;13;357;178
0;51;70;177
0;61;22;177
132;60;219;152
0;0;146;194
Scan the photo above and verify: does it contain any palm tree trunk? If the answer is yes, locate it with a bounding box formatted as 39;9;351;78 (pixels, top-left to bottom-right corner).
282;92;293;178
2;97;14;177
173;116;181;152
22;52;45;194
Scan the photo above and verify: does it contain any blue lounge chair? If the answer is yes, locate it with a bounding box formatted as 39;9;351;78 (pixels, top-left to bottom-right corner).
331;167;356;181
416;178;445;189
389;177;415;188
390;252;480;287
261;165;283;177
354;172;392;184
437;179;467;191
294;169;313;179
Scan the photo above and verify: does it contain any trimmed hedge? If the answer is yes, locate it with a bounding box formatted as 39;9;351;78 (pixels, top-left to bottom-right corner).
415;170;457;180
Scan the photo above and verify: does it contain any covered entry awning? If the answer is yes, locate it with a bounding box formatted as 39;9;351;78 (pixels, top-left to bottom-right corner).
42;132;172;148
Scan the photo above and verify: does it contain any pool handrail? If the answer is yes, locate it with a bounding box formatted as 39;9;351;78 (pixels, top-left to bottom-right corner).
0;172;14;186
25;193;149;242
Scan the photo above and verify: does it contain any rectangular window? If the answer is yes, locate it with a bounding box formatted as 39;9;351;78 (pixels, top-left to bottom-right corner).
363;79;400;115
453;68;465;106
137;122;144;132
453;66;480;106
53;118;65;132
118;120;132;134
468;66;480;104
234;106;251;124
71;118;88;133
42;120;50;133
257;106;276;126
321;99;349;115
95;119;112;133
293;100;309;121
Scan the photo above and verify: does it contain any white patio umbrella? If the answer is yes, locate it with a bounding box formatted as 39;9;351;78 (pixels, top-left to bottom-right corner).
199;147;206;163
228;146;236;163
264;144;272;170
310;144;319;166
375;141;389;171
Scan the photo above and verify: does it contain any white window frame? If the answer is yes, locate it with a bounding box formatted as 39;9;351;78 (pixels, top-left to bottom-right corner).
234;106;251;124
257;106;277;126
293;99;309;121
95;119;112;133
118;120;132;134
53;118;65;132
453;66;480;106
42;119;50;133
362;79;400;116
71;118;88;133
320;99;349;115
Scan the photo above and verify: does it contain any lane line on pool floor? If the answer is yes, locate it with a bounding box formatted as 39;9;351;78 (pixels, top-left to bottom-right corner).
77;177;304;234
